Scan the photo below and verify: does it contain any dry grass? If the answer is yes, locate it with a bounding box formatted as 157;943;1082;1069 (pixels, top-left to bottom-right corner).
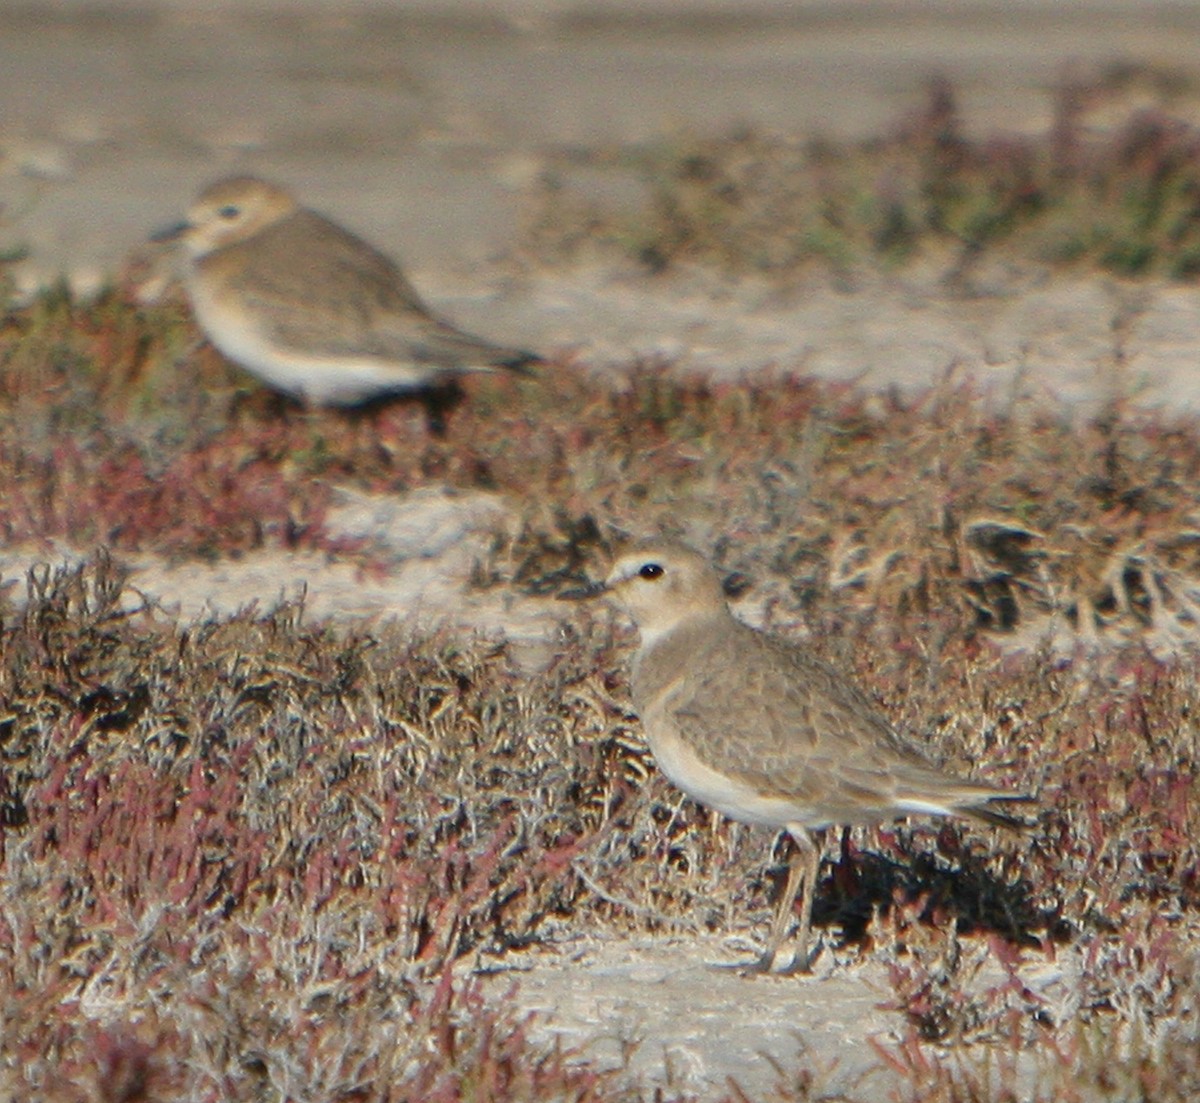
2;350;1199;1098
1;543;1198;1098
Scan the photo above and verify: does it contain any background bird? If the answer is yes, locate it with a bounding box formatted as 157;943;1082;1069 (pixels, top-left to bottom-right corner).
152;175;540;423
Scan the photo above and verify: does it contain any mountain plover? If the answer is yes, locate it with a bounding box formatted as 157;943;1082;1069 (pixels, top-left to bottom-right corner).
152;175;540;410
566;540;1032;972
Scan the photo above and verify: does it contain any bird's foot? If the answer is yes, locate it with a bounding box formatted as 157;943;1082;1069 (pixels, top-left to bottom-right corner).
752;938;818;976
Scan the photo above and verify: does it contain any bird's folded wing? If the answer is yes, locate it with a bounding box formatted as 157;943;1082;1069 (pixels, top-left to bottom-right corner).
662;627;974;807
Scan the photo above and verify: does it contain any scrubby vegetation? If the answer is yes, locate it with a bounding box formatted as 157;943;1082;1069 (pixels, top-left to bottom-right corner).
528;69;1200;281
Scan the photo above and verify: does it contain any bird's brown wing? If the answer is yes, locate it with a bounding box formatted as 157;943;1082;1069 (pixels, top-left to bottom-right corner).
221;211;424;344
226;211;539;369
645;620;1011;821
398;315;542;373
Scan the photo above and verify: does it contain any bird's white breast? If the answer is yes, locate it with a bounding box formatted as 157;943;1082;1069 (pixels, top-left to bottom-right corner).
642;706;821;830
187;277;435;405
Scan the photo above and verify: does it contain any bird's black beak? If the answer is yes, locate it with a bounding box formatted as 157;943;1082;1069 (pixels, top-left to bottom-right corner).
557;579;609;601
150;219;190;244
721;571;751;599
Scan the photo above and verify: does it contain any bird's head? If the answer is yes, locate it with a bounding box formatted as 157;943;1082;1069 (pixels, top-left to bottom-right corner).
562;540;727;645
152;175;298;258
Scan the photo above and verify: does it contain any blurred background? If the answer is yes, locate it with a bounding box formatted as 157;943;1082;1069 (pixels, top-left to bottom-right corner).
4;0;1200;296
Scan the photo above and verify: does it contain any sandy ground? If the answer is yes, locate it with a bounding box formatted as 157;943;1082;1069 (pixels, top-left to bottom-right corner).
470;931;1086;1100
4;2;1200;1097
476;934;904;1100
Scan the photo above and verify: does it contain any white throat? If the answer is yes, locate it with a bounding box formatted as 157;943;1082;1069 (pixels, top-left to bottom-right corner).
633;620;676;652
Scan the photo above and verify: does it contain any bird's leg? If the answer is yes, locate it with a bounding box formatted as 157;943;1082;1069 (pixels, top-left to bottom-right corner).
422;380;464;438
795;828;825;970
761;838;807;973
836;823;857;892
762;827;825;973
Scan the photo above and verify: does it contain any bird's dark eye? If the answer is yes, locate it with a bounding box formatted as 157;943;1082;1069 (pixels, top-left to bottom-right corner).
217;205;240;219
638;563;664;580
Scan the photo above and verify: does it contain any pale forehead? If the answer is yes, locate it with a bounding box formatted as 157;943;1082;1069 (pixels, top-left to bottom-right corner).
192;176;291;210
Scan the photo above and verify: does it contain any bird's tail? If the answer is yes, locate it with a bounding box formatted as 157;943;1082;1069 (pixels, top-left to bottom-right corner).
956;791;1038;830
496;348;542;376
417;317;544;376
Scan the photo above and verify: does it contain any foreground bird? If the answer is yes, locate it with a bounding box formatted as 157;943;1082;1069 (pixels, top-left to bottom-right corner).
565;540;1032;972
152;175;540;412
